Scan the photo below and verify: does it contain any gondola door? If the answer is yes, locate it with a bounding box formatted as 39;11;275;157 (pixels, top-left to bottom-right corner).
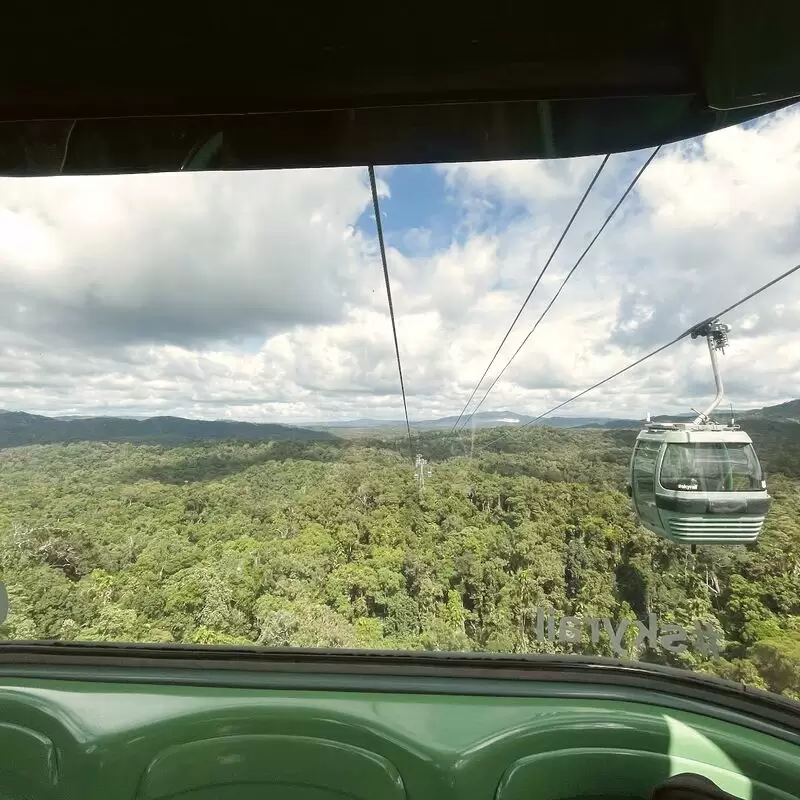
631;438;663;532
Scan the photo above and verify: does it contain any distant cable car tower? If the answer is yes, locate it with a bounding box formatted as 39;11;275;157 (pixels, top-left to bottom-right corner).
414;454;431;492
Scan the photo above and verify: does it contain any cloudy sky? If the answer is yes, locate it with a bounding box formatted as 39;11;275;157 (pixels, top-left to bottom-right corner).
1;104;799;424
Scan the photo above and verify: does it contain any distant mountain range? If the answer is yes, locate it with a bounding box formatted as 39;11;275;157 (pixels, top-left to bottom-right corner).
0;410;334;449
308;404;789;432
739;398;800;423
0;400;796;449
566;400;800;430
309;411;622;431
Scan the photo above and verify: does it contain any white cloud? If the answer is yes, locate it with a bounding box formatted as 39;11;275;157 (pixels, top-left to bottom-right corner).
0;167;374;348
439;154;604;208
1;105;800;425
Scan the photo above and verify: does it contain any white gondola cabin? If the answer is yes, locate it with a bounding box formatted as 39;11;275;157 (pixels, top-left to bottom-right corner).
628;423;771;544
627;318;772;545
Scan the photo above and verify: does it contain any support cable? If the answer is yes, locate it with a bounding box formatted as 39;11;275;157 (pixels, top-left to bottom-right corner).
481;260;800;448
450;154;611;431
460;146;661;429
368;165;414;456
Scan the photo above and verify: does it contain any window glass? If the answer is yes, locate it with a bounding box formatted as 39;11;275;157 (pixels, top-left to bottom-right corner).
632;440;661;524
0;107;798;702
659;443;764;492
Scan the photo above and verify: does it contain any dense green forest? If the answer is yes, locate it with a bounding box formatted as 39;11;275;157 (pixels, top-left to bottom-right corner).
0;420;798;699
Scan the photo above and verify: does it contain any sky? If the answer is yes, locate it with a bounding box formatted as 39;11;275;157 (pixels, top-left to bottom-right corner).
1;104;800;424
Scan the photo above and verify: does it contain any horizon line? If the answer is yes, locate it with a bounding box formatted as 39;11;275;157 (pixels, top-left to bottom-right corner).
0;405;777;427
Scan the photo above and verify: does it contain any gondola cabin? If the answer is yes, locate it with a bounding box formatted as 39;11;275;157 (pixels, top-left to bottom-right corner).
628;422;772;545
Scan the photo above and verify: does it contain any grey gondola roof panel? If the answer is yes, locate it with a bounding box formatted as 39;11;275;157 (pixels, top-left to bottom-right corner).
636;430;754;444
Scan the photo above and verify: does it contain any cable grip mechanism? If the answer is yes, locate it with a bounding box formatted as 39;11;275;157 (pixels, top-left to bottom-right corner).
691;318;730;353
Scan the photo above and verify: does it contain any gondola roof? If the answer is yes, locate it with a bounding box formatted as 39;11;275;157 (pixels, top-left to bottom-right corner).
637;428;752;443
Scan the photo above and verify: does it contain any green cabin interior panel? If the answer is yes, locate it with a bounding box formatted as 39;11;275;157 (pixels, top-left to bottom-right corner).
0;674;797;800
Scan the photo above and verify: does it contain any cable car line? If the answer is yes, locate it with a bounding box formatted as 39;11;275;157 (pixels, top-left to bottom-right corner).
368;165;414;457
481;259;800;449
458;146;662;430
450;154;611;432
482;330;682;448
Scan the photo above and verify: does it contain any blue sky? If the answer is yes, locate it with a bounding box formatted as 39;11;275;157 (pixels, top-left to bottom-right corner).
0;104;799;422
368;166;457;255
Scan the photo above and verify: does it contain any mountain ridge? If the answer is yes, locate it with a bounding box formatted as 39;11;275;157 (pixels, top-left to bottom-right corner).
0;399;795;449
0;410;334;448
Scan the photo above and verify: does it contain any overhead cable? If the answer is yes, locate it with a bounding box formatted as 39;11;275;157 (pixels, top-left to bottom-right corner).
459;146;662;429
450;154;611;431
481;259;800;449
368;165;414;456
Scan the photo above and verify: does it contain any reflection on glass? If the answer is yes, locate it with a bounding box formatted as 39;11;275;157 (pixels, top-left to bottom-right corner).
659;443;764;492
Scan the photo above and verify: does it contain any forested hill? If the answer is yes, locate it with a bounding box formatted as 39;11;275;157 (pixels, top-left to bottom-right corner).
0;421;798;699
744;399;800;422
0;410;333;448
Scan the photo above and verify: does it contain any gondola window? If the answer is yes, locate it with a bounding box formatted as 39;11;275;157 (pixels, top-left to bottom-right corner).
659;443;764;493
